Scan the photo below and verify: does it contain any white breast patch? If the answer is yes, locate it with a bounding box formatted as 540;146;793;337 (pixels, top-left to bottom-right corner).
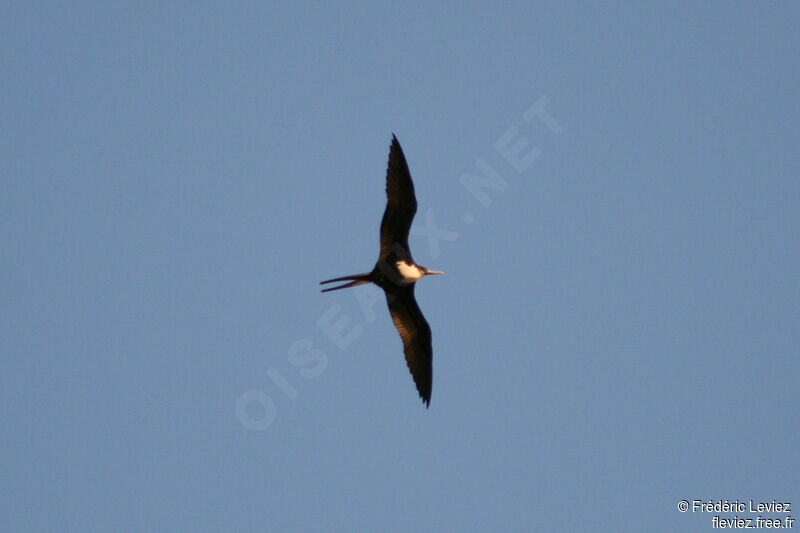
395;261;424;284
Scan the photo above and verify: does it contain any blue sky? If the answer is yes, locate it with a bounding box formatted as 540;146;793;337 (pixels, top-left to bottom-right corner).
2;3;799;532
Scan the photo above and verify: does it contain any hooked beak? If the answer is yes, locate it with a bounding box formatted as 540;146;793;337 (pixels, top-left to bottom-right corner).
425;269;444;275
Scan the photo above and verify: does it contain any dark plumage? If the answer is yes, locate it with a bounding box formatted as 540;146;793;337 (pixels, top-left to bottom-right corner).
320;135;443;407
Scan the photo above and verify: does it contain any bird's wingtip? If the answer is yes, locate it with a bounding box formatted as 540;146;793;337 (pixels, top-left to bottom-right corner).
421;392;431;408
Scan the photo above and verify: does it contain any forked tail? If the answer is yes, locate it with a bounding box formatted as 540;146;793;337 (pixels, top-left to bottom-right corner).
320;272;372;293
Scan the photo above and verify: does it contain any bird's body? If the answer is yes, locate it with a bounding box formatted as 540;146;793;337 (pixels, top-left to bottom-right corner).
320;135;443;407
394;260;427;285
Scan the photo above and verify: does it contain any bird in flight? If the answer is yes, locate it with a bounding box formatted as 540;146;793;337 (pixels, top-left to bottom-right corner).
320;135;443;407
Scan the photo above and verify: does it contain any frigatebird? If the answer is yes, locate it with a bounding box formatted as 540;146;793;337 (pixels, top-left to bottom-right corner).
320;135;443;407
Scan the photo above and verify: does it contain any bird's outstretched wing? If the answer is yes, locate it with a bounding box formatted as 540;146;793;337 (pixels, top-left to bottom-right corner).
385;285;432;407
379;135;417;263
